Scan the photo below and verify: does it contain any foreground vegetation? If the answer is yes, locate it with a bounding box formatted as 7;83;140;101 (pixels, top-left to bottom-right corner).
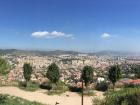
106;88;140;105
0;57;10;75
18;81;39;92
93;87;140;105
0;94;44;105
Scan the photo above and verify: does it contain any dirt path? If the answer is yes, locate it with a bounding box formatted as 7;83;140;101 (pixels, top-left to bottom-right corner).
0;87;103;105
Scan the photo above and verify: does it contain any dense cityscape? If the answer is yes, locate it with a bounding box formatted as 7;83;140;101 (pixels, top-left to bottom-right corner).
2;51;140;84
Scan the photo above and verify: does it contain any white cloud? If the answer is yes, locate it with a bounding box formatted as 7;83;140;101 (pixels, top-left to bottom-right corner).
31;31;74;39
101;33;111;38
32;31;49;38
51;31;65;36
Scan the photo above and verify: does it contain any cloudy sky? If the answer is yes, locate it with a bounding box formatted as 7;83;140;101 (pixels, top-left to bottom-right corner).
0;0;140;52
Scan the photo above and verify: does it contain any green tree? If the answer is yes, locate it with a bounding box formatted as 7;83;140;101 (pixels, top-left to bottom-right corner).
81;66;94;88
46;63;60;84
133;65;140;79
23;63;33;83
81;66;94;105
0;57;10;75
108;65;121;91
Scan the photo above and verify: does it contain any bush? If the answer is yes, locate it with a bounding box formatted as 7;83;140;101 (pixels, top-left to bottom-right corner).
26;81;39;91
124;83;140;88
18;81;39;92
18;81;27;88
0;94;44;105
55;81;68;90
95;81;108;92
92;97;105;105
105;87;140;105
0;94;7;104
68;86;82;92
40;83;52;90
47;81;68;95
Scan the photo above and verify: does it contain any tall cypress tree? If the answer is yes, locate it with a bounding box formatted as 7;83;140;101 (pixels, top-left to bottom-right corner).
108;65;121;91
46;63;60;84
23;63;33;82
81;66;94;88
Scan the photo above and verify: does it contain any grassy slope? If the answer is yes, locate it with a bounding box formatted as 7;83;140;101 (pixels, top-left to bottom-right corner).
0;94;46;105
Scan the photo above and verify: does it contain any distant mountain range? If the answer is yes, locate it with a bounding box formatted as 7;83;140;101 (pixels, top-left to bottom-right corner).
0;49;80;56
90;51;140;56
0;49;139;56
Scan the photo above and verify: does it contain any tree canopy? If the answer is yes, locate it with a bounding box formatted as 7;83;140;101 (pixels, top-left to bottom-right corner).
133;65;140;79
46;63;60;84
0;57;10;75
108;65;121;90
81;66;94;88
23;63;33;82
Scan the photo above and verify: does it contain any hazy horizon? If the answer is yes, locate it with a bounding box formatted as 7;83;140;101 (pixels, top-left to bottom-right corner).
1;48;140;54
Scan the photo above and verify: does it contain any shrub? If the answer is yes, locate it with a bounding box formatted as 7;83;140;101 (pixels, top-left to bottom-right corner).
26;81;39;91
92;97;105;105
95;81;108;92
0;94;44;105
55;81;68;90
18;81;27;88
47;81;68;95
0;94;7;104
105;87;140;105
68;86;82;92
40;83;52;90
19;81;39;92
124;83;140;88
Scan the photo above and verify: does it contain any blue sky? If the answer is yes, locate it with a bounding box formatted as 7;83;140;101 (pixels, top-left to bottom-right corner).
0;0;140;52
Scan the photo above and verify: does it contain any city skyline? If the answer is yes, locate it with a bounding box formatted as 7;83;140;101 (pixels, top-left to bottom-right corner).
0;0;140;52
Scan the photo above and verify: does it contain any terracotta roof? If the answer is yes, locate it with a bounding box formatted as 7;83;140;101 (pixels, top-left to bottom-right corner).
130;79;140;84
120;79;140;84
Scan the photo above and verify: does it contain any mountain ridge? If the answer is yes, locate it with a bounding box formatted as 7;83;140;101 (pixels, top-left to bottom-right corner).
0;49;139;56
